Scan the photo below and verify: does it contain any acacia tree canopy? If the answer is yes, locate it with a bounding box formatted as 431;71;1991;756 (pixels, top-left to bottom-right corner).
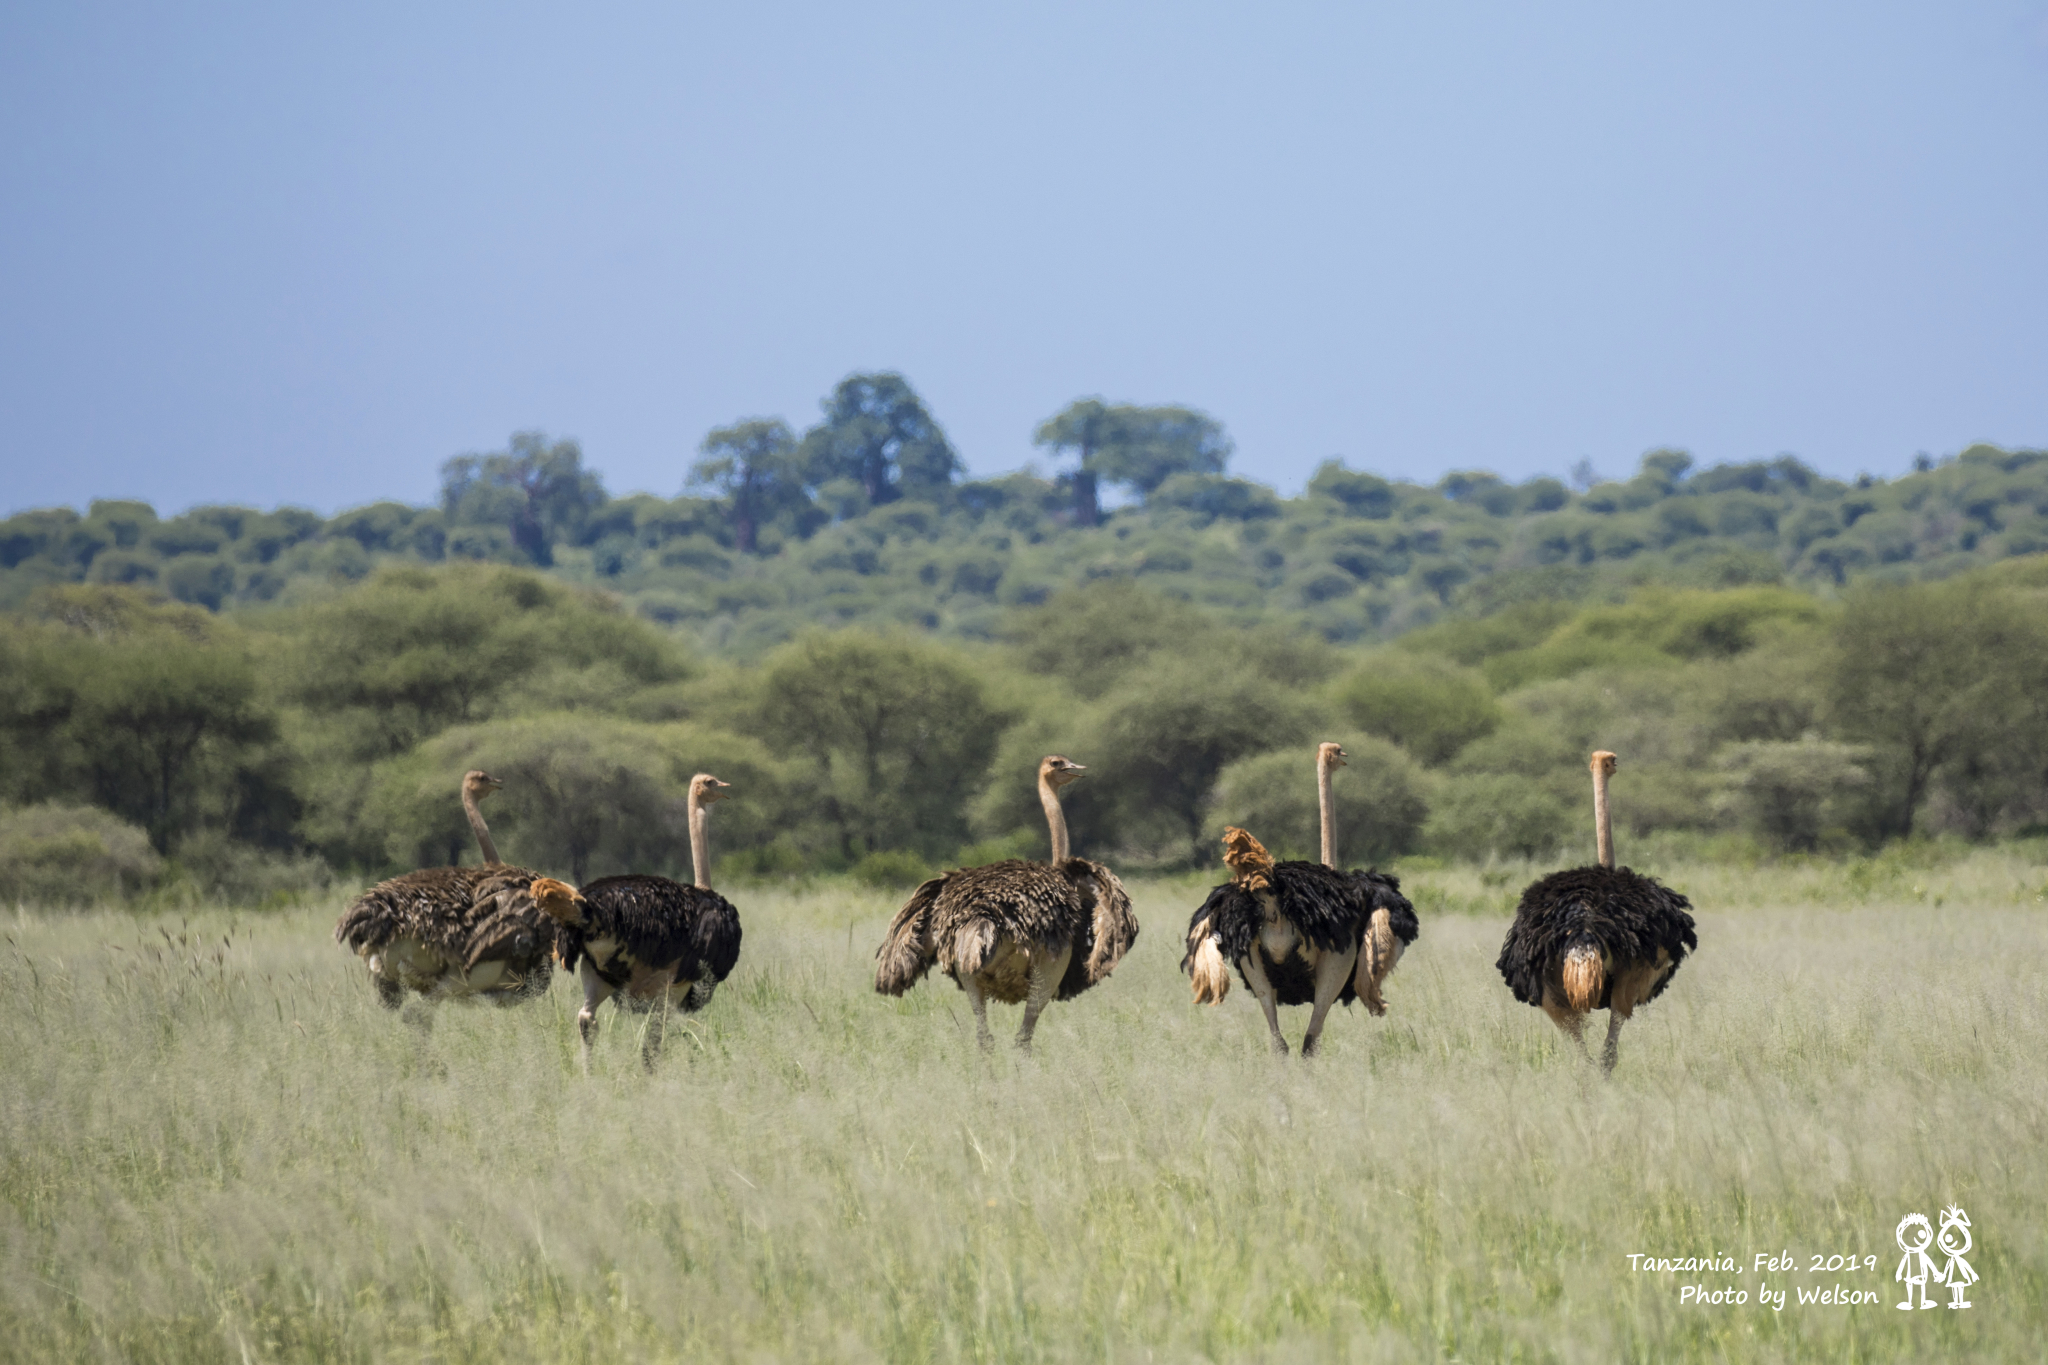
689;419;813;554
440;432;608;566
800;374;961;513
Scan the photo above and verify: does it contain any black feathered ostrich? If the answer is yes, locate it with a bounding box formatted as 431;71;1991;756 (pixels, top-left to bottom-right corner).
875;755;1138;1053
1183;742;1418;1056
1496;750;1698;1073
528;773;743;1071
334;770;559;1011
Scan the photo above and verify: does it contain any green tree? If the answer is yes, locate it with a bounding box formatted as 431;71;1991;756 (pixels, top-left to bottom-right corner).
1334;653;1502;765
1424;773;1574;861
290;565;691;758
1206;736;1427;864
800;374;961;513
440;431;608;566
1086;659;1319;863
1828;581;2030;838
22;589;279;854
1035;399;1232;521
1712;736;1871;852
689;419;813;553
742;632;1002;861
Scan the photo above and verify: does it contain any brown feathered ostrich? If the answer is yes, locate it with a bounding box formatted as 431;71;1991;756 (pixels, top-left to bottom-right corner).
1495;751;1698;1073
875;755;1137;1053
334;770;558;1010
528;774;743;1072
1183;742;1417;1055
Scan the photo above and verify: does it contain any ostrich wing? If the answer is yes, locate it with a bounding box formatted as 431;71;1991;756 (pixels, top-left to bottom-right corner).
1183;881;1261;974
461;870;563;971
1350;868;1420;945
335;865;506;958
1056;857;1138;998
875;876;944;995
573;875;739;982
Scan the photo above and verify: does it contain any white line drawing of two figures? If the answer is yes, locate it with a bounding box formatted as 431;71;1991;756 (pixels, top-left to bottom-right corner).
1896;1205;1976;1310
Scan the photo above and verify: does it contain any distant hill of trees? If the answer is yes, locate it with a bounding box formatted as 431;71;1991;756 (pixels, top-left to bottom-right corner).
5;372;2048;904
5;371;2047;655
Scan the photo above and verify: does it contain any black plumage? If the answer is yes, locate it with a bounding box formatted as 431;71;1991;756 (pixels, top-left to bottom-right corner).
1495;750;1700;1072
1495;865;1696;1009
1187;863;1409;1002
1182;861;1417;1006
560;873;743;1013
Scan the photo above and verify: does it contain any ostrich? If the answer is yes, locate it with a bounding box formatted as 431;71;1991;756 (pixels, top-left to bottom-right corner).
334;770;559;1009
874;755;1137;1053
1183;742;1418;1056
528;774;743;1071
1495;750;1698;1073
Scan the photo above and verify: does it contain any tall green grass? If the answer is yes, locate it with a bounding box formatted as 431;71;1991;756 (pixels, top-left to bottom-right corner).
2;854;2042;1361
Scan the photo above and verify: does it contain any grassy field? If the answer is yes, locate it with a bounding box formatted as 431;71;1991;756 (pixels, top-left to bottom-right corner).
1;852;2044;1362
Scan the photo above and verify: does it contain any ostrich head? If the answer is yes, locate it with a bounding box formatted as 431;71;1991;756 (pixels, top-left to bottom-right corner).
1220;825;1275;891
1590;750;1618;779
527;877;585;924
1318;742;1347;772
462;770;503;801
1040;755;1086;789
690;773;733;805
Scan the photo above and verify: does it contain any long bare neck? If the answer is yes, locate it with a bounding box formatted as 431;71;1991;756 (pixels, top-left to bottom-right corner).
1593;767;1614;869
463;788;502;866
689;791;711;890
1039;773;1070;864
1318;759;1337;867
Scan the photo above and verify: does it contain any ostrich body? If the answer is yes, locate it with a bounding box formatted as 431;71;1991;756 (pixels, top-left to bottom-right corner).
874;755;1137;1052
1183;743;1418;1056
531;774;743;1071
334;770;558;1007
1495;751;1698;1073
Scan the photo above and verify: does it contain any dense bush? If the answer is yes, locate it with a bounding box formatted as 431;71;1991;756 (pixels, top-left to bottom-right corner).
0;803;162;906
4;526;2048;899
1205;736;1427;865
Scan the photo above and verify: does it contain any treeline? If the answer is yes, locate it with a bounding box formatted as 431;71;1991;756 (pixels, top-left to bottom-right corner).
4;557;2047;906
6;372;2048;655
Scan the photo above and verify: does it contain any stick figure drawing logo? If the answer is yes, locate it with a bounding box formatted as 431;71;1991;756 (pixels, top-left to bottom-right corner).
1896;1206;1977;1310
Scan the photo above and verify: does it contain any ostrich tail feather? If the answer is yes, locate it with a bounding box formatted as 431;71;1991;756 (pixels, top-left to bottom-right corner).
949;918;1000;977
1189;935;1231;1005
1562;942;1605;1014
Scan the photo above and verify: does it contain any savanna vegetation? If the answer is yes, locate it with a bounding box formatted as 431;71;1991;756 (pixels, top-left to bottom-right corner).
1;854;2040;1361
5;373;2048;903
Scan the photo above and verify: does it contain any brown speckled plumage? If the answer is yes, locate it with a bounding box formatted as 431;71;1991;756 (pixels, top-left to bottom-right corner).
874;856;1137;1003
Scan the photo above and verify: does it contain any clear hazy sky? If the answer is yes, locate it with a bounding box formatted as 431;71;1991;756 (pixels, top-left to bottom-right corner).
4;2;2046;517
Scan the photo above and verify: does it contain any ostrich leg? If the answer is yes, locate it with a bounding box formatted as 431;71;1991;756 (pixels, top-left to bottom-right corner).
1298;947;1359;1058
1015;944;1073;1054
1600;1013;1625;1075
961;973;995;1051
1238;952;1289;1056
1540;990;1590;1060
641;983;675;1073
576;961;615;1075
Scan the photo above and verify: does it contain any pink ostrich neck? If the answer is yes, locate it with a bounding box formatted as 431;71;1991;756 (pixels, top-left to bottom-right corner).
689;788;712;890
1318;754;1338;867
1040;770;1071;864
1593;762;1614;869
463;785;502;866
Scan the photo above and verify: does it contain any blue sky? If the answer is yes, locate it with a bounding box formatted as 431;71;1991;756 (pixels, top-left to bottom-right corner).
4;1;2046;517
